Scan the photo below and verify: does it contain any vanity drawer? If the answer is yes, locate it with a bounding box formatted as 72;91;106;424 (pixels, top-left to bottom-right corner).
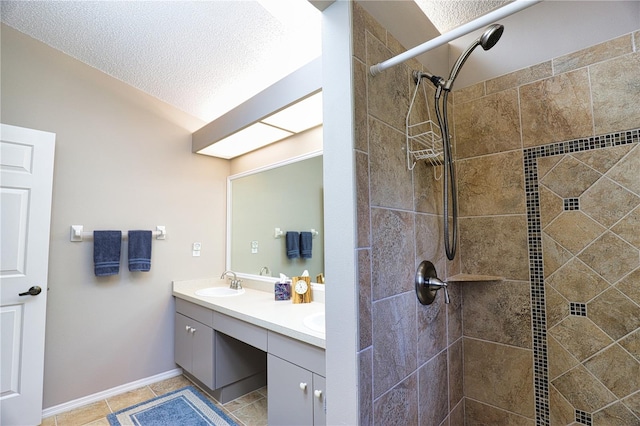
213;311;268;351
268;331;325;376
175;299;214;327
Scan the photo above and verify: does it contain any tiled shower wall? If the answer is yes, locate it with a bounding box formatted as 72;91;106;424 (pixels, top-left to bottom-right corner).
353;1;640;423
454;31;640;425
354;2;464;424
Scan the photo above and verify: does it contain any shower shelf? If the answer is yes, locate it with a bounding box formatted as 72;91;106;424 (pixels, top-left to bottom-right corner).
406;77;444;170
446;274;504;282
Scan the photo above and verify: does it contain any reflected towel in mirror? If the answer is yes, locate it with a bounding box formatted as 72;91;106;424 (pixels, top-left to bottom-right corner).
286;231;300;259
300;231;313;259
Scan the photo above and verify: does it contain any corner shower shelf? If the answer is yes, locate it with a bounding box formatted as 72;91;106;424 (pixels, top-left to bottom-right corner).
446;274;504;282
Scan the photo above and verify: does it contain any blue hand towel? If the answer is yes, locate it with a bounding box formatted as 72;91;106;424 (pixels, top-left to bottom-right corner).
128;230;152;272
300;231;313;259
286;231;300;259
93;231;122;276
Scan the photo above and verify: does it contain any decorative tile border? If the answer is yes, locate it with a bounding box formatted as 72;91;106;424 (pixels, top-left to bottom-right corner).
523;127;640;425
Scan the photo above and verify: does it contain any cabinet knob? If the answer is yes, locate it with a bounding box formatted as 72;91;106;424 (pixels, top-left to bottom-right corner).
314;390;322;398
185;325;191;332
299;382;307;391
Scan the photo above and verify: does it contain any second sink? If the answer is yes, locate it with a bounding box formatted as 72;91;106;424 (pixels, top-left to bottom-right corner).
195;287;245;297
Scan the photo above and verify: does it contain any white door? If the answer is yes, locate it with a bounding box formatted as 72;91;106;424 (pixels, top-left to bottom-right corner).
1;124;55;426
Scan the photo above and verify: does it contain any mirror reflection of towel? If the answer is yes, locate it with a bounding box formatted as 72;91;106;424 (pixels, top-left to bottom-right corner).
286;231;300;259
94;230;122;276
128;230;152;272
300;232;313;259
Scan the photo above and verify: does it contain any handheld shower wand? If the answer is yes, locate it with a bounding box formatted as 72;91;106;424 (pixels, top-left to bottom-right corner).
415;24;504;260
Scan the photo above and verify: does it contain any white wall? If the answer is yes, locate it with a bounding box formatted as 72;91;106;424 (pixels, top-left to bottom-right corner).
1;24;229;408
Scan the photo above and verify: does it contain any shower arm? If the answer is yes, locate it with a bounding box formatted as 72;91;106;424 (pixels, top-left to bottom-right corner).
369;0;542;76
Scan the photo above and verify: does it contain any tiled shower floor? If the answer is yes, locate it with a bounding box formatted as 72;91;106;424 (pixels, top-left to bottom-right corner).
40;375;268;426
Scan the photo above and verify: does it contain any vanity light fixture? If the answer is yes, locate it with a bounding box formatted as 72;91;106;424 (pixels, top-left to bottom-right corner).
193;57;322;159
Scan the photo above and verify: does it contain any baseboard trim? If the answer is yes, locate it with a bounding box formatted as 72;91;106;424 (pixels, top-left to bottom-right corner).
42;368;183;418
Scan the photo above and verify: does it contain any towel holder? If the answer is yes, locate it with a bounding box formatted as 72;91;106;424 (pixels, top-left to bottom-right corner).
70;225;166;242
274;228;319;239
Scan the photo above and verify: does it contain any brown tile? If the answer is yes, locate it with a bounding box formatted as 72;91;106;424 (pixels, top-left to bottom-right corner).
464;338;534;418
148;375;193;396
572;143;635;174
55;400;110;426
636;30;640;53
418;351;448;426
352;2;385;63
520;69;593;147
548;335;579;382
542;233;573;279
413;161;443;215
370;207;415;300
541;155;602;198
464;392;535;425
544;211;606;255
584;344;640;399
620;330;640;363
366;33;410;132
459;215;529;281
355;150;370;248
368;118;413;209
486;61;552;94
83;418;110;426
539;185;563;230
545;284;570;329
230;397;267;426
582;176;640;228
446;281;463;343
578;232;639;284
372;292;417;398
607;144;640;196
358;249;372;350
462;280;532;349
359;348;373;426
546;258;610;303
448;338;463;408
353;58;368;153
612;206;640;250
106;386;155;412
449;400;465;426
414;213;445;280
552;365;617;412
40;416;56;426
588;288;640;340
553;34;633;75
454;88;521;158
454;81;484;104
548;316;613;362
592;401;640;426
623;390;640;419
617;269;640;305
549;384;576;426
457;151;526;216
417;276;447;364
223;389;264;413
536;155;563;180
591;52;640;135
373;373;418;425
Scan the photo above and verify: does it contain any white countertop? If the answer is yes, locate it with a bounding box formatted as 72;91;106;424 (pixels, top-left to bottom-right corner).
173;278;325;349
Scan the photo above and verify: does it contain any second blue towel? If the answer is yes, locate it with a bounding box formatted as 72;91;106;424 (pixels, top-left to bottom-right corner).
128;230;152;272
300;231;313;259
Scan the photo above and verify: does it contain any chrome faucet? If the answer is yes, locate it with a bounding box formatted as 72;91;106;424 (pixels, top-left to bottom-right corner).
220;270;242;290
259;266;271;276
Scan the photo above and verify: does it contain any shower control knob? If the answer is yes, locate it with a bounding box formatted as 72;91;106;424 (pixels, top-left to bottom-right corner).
415;261;450;305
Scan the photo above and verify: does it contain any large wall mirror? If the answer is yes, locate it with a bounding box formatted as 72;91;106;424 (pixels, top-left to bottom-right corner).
227;153;324;283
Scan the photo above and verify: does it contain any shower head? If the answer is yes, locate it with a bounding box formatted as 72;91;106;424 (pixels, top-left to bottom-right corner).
445;24;504;91
479;24;504;50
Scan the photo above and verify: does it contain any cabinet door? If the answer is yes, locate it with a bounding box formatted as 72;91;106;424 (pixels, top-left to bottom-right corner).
268;354;313;426
191;320;214;389
312;374;326;425
174;313;192;372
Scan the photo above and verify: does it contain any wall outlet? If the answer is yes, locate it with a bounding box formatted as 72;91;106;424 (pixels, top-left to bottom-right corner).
192;242;201;257
251;241;258;254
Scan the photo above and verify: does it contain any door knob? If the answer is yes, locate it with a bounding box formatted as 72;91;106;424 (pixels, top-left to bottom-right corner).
19;286;42;296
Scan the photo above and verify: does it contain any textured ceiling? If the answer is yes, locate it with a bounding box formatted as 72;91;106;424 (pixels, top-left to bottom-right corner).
0;0;515;124
0;0;322;123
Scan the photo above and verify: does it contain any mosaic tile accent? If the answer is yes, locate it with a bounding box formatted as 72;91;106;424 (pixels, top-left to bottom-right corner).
575;409;592;425
569;302;587;317
563;198;579;211
523;127;640;425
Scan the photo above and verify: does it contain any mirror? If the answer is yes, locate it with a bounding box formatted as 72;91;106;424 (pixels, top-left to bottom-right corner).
228;154;324;282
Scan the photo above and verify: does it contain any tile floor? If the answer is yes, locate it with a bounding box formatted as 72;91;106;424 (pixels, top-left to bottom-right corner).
41;375;268;426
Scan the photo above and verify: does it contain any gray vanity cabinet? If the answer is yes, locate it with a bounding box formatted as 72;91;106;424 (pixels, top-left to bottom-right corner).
174;311;214;388
267;333;326;425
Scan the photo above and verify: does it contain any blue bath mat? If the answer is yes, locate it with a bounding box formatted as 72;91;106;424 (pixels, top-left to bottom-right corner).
107;386;237;425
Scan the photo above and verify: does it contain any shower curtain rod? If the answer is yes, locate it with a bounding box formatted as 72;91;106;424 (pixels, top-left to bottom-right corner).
369;0;543;76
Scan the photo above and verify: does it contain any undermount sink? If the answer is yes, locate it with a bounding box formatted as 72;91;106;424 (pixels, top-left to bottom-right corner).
195;287;245;297
303;312;325;333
